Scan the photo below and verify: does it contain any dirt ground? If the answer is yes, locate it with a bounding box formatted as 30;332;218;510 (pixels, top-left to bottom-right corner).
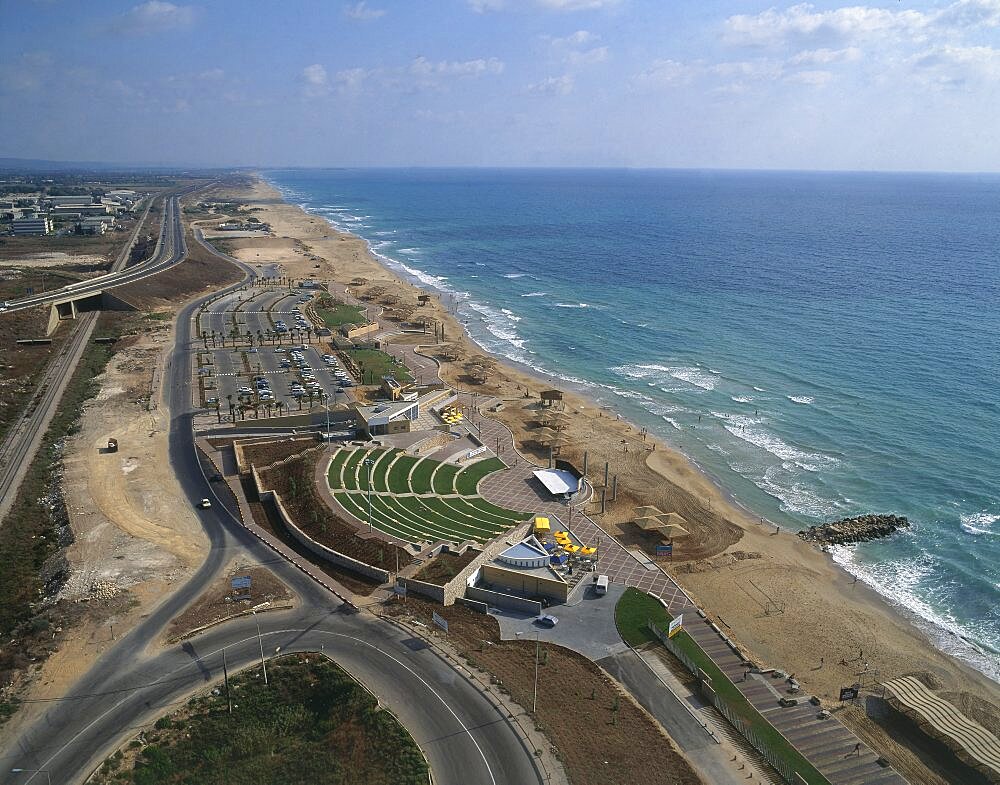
218;173;1000;785
166;560;295;643
382;597;703;785
1;205;247;737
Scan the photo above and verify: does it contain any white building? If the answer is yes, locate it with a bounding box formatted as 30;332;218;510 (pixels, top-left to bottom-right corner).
13;215;53;235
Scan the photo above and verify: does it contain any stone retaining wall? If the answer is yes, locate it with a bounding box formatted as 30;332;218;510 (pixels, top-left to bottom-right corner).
466;586;542;615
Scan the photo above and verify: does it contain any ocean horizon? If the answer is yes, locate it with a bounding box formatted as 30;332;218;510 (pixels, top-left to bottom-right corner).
264;167;1000;681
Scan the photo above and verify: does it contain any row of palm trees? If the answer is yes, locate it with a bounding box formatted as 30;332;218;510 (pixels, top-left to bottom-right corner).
214;388;336;423
201;325;315;349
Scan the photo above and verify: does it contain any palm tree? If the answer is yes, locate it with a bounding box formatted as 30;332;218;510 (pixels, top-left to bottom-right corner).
265;402;273;418
276;401;285;418
305;327;313;344
226;394;234;423
201;330;208;348
257;329;264;347
307;390;315;409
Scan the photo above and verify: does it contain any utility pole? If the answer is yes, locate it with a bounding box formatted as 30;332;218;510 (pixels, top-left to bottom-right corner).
256;619;268;685
223;648;232;713
533;634;541;714
365;457;374;531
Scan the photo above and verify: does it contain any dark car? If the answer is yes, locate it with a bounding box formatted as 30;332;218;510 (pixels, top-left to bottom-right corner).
209;473;223;482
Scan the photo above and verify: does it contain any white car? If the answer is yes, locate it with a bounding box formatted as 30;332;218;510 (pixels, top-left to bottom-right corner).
197;498;212;509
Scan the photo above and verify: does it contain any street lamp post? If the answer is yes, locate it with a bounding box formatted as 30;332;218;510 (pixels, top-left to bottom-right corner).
533;633;541;714
364;457;374;531
255;617;268;685
11;770;51;785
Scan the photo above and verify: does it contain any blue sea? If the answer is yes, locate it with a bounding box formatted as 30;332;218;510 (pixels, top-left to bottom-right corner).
265;168;1000;680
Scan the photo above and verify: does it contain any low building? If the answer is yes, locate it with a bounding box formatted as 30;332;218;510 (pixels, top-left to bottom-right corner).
78;217;113;235
12;214;53;235
353;398;419;437
472;535;569;605
47;195;95;206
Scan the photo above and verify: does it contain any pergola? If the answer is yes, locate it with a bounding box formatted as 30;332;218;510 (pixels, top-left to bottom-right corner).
633;506;689;540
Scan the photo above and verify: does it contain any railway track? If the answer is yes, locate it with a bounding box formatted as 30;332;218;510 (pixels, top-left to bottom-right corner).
0;185;192;523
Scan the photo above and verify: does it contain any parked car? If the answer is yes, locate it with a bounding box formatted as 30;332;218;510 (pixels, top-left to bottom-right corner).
536;614;559;628
197;498;212;509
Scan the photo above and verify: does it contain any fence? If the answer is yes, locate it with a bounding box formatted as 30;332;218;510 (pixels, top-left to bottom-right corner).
648;621;821;785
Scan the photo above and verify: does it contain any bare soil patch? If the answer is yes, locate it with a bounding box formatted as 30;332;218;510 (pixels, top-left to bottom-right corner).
167;562;295;642
411;550;477;585
257;450;412;574
114;227;243;310
382;597;703;785
241;476;382;596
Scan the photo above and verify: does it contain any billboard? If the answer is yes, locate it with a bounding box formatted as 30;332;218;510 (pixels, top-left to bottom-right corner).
432;611;449;633
231;576;252;590
668;615;683;638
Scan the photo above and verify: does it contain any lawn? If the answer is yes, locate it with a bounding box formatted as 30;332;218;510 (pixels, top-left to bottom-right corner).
328;448;527;545
315;298;367;328
346;348;412;384
89;654;428;785
615;589;832;785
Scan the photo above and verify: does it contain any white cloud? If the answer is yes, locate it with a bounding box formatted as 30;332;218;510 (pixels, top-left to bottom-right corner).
334;67;375;93
788;47;862;66
108;1;195;35
469;0;619;11
551;30;597;46
911;44;1000;86
198;67;225;81
527;74;574;94
547;29;609;65
785;69;833;85
632;59;696;89
538;0;620;9
344;1;386;20
0;51;52;92
302;64;330;97
723;0;1000;49
410;56;504;76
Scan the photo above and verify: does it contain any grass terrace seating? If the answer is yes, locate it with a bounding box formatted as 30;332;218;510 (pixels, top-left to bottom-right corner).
327;447;528;544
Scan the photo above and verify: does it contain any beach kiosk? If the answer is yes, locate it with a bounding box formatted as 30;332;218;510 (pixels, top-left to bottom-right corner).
533;516;551;536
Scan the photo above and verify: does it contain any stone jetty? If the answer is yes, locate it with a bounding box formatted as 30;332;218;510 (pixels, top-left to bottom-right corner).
798;514;910;546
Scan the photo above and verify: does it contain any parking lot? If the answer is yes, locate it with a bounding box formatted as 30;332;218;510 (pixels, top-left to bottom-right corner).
196;286;358;416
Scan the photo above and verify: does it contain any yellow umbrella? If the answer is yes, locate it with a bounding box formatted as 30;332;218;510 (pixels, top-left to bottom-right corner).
564;544;580;553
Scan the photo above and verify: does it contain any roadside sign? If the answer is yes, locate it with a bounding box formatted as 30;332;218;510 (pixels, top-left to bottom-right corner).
231;576;252;590
394;583;407;597
668;615;683;638
25;287;34;295
656;543;673;558
432;611;449;633
839;686;859;702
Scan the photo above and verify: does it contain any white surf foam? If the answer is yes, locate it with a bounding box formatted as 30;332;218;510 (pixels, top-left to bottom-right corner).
714;412;838;472
731;395;754;403
830;545;1000;681
554;302;592;309
961;511;1000;536
503;272;533;279
613;363;718;392
521;291;547;297
787;395;815;404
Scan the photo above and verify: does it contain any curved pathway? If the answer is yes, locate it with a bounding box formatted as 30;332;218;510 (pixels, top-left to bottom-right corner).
1;234;542;785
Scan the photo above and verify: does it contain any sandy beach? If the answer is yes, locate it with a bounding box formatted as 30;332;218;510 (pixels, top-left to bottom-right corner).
204;174;1000;771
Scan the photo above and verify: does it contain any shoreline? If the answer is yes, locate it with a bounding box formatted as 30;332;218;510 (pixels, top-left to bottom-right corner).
217;173;1000;715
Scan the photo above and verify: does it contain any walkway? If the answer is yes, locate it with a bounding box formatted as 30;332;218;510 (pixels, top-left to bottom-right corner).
370;327;908;785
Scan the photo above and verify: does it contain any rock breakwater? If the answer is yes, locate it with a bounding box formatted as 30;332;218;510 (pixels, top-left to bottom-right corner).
799;514;910;545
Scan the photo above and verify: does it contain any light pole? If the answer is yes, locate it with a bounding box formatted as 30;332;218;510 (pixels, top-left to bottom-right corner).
533;632;541;714
364;457;374;531
323;392;330;440
254;615;268;685
11;770;51;785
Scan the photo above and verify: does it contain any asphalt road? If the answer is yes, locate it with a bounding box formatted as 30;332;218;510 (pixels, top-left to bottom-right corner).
1;231;541;785
2;189;196;314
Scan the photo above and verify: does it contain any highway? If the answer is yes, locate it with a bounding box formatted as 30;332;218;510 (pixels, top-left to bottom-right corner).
2;187;195;314
1;230;542;784
0;189;189;524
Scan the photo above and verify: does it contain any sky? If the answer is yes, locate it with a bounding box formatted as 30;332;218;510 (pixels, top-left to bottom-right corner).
3;0;1000;171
